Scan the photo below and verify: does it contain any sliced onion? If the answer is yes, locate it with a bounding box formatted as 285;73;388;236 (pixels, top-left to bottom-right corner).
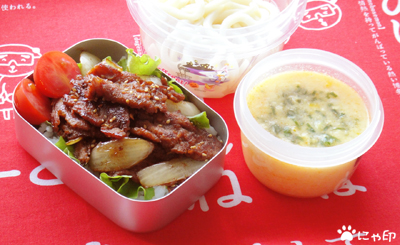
139;75;162;86
89;138;154;172
137;158;207;188
165;99;201;116
205;125;218;136
80;51;101;75
102;58;123;71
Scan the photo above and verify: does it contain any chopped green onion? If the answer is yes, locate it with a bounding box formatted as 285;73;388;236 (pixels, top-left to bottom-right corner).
188;111;210;128
327;92;338;99
168;79;183;94
321;134;339;146
100;173;155;200
306;123;315;133
104;56;112;61
270;106;276;116
77;63;83;75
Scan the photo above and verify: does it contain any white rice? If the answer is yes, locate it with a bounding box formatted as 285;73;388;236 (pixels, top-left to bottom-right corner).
38;122;59;144
153;185;169;199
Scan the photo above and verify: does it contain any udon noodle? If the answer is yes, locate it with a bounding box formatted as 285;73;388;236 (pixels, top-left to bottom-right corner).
156;0;280;28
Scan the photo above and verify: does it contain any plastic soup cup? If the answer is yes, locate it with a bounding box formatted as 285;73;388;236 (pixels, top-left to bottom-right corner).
234;49;384;198
127;0;308;98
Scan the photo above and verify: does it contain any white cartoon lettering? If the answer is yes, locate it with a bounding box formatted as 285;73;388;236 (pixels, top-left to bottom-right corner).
225;143;233;155
86;242;110;245
321;180;366;199
333;180;367;196
29;165;63;186
217;170;252;208
382;0;400;16
253;241;303;245
86;242;109;245
0;108;12;120
0;44;41;78
188;195;209;212
0;79;14;120
189;168;252;211
0;82;12;104
382;230;397;242
326;231;368;244
382;0;400;43
300;0;342;31
0;44;41;121
0;169;21;178
390;19;400;43
132;34;143;56
1;4;36;11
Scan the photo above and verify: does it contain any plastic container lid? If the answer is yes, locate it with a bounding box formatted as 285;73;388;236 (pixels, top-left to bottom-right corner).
127;0;308;59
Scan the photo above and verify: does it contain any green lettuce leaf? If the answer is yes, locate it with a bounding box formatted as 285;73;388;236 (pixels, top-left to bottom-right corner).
188;111;210;128
100;172;155;200
126;49;161;76
118;58;127;71
55;136;80;164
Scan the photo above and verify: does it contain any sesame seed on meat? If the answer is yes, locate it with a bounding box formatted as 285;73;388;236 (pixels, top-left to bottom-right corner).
50;60;222;166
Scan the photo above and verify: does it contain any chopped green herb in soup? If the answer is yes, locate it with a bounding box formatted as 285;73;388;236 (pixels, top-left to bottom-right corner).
247;71;369;147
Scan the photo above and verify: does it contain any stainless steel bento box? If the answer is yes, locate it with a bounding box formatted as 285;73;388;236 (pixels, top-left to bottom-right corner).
13;38;229;232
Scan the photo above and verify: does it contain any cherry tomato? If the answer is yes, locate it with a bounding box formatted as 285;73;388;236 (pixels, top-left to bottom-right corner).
14;78;52;125
34;51;81;98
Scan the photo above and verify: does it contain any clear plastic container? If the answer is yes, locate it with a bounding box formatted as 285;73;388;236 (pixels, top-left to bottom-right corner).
234;48;384;198
127;0;308;98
